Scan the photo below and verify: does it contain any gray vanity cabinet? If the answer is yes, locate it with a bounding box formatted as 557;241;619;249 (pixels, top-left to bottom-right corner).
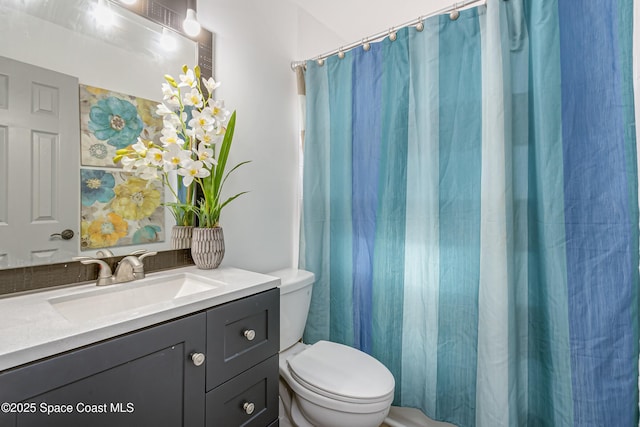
0;288;280;427
0;312;206;427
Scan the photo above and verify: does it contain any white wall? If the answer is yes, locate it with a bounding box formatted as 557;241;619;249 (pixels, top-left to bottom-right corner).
197;0;300;273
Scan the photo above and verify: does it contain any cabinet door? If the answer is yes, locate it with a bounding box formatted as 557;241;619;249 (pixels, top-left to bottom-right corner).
0;313;206;427
206;288;279;388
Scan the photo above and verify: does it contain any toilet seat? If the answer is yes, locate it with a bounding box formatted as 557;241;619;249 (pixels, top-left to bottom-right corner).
287;341;395;404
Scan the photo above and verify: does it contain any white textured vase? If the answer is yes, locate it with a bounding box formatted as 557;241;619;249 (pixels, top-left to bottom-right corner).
191;227;225;269
171;225;193;250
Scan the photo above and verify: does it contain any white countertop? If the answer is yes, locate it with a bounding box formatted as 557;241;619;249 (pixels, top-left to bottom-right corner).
0;266;279;371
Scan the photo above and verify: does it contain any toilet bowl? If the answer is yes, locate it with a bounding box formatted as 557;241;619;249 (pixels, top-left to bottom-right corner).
269;269;395;427
280;341;395;427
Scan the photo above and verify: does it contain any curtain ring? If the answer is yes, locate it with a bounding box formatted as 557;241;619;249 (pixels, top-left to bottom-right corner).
450;3;460;20
338;47;345;59
316;57;325;66
388;28;397;42
363;38;371;51
416;17;424;32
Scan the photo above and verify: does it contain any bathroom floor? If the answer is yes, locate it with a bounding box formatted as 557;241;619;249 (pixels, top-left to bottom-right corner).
279;401;456;427
382;406;457;427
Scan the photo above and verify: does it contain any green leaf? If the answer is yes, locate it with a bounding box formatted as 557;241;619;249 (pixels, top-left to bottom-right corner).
213;111;236;198
163;202;196;226
199;111;238;222
217;160;251;201
219;191;249;212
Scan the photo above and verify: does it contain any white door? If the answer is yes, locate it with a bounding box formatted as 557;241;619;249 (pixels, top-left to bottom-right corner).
0;56;79;268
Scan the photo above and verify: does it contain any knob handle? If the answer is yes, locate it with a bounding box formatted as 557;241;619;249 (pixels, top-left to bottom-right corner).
50;229;74;240
191;352;205;366
243;402;255;415
243;329;256;341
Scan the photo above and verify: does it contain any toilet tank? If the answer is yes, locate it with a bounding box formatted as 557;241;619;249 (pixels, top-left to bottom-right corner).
268;268;315;352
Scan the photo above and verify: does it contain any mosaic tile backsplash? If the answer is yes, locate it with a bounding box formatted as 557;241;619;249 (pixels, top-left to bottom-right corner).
0;249;194;296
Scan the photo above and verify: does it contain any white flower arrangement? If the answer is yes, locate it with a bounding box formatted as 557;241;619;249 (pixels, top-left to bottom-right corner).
114;65;249;228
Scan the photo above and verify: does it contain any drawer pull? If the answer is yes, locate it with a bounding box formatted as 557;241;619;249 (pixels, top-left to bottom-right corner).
190;352;206;367
243;401;255;415
243;329;256;341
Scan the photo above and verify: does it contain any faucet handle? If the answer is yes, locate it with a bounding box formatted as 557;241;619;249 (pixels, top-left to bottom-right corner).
96;249;114;258
137;251;158;261
72;256;114;286
128;249;157;261
73;256;112;275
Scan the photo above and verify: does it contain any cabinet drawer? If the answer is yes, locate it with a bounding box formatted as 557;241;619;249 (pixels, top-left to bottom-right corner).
206;354;279;427
206;288;279;388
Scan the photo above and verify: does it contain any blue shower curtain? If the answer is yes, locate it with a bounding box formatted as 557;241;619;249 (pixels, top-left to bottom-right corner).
300;0;638;426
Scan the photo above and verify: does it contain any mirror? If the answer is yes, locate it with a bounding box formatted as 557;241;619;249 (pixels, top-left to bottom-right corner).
0;0;203;269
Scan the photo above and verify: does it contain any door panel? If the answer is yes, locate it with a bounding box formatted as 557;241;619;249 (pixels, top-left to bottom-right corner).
31;130;58;222
0;125;6;224
0;56;79;267
0;73;7;108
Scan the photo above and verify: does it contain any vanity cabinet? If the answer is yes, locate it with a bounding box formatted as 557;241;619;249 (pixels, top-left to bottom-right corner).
0;288;280;427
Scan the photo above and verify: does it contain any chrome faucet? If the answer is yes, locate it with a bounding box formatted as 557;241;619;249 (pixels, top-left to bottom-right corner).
74;250;157;286
113;250;157;282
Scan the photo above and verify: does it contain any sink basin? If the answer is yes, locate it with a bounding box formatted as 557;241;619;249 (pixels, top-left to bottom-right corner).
49;273;222;322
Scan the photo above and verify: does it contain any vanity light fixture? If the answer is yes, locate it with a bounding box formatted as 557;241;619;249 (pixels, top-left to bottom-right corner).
183;0;201;37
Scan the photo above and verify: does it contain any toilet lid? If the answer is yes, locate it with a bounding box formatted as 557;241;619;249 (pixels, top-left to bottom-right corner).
287;341;395;402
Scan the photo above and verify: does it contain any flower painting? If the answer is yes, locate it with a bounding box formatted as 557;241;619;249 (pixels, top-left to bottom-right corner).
80;169;164;250
80;85;163;167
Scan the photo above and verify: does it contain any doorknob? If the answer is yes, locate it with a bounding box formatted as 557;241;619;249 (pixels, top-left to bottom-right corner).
50;229;74;240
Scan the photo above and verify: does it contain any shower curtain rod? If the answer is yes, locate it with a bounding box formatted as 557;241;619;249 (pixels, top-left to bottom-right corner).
290;0;487;70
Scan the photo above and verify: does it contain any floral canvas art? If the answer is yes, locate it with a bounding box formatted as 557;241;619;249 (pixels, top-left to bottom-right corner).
80;85;162;167
80;169;164;249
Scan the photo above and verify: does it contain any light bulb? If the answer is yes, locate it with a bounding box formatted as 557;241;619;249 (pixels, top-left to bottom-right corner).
183;9;201;37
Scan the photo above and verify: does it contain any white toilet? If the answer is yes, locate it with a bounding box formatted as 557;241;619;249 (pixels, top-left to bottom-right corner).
269;268;395;427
